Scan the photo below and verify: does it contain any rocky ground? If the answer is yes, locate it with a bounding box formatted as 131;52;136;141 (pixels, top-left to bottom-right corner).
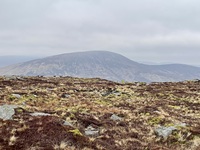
0;76;199;150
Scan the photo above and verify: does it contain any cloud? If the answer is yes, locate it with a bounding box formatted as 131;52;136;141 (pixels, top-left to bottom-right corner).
0;0;200;65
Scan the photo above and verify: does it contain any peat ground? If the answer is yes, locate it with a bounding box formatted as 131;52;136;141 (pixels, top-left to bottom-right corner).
0;76;199;150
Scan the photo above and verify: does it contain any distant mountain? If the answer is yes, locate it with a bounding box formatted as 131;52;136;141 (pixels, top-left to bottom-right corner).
0;51;200;82
0;56;40;67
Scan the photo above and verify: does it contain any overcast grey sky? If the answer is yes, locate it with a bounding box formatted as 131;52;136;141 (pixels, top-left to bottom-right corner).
0;0;200;65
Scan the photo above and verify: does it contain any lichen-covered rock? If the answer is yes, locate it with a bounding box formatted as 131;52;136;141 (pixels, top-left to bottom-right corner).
85;125;99;136
155;123;187;139
155;126;177;139
0;104;18;120
63;120;73;127
12;94;21;98
110;114;122;121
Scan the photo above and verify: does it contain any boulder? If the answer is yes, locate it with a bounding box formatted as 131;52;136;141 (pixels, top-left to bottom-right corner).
110;114;122;121
155;123;187;139
85;125;99;136
0;104;18;120
12;94;21;98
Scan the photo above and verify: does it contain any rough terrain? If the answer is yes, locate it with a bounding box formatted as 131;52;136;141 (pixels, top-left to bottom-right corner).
0;76;199;150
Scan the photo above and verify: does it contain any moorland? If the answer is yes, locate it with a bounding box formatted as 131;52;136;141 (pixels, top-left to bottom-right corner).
0;76;199;150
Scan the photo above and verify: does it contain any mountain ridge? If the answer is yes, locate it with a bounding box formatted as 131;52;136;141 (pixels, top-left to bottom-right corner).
0;51;200;82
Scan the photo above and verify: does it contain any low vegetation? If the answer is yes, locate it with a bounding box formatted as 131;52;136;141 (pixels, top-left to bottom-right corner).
0;76;199;150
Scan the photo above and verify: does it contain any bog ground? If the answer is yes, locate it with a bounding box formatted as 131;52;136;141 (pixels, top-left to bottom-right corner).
0;76;200;150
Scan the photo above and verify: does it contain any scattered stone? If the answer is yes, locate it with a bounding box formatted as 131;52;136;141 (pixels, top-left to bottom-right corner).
110;114;122;121
21;102;26;106
101;90;121;97
155;123;187;139
113;91;121;96
155;126;177;139
64;94;71;98
16;76;25;81
85;125;99;136
0;76;199;149
0;104;19;120
46;88;54;91
30;112;51;116
4;75;17;80
63;120;73;127
101;92;111;97
12;94;21;98
177;123;187;127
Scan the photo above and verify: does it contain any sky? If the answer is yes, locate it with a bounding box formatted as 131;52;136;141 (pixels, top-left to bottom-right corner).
0;0;200;65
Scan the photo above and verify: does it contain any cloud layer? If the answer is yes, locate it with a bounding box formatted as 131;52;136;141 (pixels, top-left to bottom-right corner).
0;0;200;65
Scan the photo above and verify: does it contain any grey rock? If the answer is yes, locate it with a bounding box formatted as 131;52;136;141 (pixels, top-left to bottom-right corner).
0;104;18;120
46;88;54;91
178;123;187;127
64;94;71;98
30;112;51;116
155;123;187;139
21;102;26;106
4;75;18;80
113;91;121;96
63;120;73;127
101;91;121;97
85;125;99;136
16;76;25;81
101;91;112;97
155;126;177;139
12;94;21;98
110;114;122;121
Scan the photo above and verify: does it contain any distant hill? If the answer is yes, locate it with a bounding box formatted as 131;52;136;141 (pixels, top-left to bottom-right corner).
0;51;200;82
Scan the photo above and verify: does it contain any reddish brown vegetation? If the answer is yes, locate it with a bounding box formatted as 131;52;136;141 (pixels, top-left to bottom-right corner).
0;76;199;150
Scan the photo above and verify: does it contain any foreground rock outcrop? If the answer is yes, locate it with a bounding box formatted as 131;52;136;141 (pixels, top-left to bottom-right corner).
0;76;200;150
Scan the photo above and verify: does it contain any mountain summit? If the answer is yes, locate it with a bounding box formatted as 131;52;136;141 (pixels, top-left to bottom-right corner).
0;51;200;82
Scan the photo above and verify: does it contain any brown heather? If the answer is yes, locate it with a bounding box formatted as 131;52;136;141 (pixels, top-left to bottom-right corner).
0;76;199;150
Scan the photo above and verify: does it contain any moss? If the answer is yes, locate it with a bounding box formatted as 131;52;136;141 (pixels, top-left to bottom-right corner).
148;116;163;125
168;105;181;110
94;99;111;106
8;95;16;101
145;113;150;116
165;123;175;127
167;130;189;144
69;129;83;136
68;106;80;113
157;93;165;97
68;113;76;119
14;108;24;114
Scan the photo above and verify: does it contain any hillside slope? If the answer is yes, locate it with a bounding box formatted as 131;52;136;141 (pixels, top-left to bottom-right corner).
0;51;200;82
